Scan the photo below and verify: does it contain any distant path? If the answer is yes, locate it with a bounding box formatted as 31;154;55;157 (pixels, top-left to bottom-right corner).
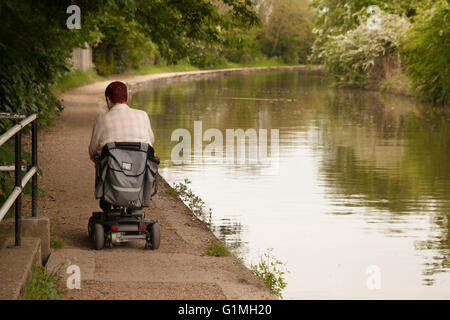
42;66;315;299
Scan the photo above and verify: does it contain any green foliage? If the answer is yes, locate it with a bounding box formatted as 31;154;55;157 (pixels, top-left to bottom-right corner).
128;61;199;75
250;248;288;298
380;73;412;95
50;238;66;249
256;0;314;64
172;179;212;227
309;0;448;103
88;0;259;72
316;10;410;86
0;142;37;219
134;0;259;64
223;27;264;64
401;1;450;105
206;0;317;66
206;241;232;257
310;0;427;43
164;186;179;195
49;219;66;249
0;0;259;124
186;43;228;68
222;0;315;65
0;0;93;205
25;264;64;300
0;1;78;131
309;0;383;56
51;69;105;97
0;0;259;203
91;4;159;75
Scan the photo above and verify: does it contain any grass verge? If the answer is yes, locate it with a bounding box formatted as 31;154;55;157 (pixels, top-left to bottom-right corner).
126;62;199;75
250;248;288;299
50;237;66;249
126;57;292;76
24;264;64;300
164;186;178;195
206;241;232;257
51;69;105;97
380;73;413;96
211;57;289;69
50;219;66;249
171;179;212;227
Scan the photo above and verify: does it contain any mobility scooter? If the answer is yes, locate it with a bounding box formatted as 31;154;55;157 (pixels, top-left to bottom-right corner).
88;142;160;250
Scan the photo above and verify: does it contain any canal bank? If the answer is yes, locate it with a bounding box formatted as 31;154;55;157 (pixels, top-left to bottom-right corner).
38;66;317;299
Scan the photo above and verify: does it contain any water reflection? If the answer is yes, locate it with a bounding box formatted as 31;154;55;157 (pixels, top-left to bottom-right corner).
212;218;248;257
130;70;449;298
317;90;450;285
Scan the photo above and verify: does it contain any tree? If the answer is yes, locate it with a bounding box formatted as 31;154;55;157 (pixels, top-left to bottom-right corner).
317;10;410;86
0;0;259;211
401;0;450;105
256;0;314;64
308;0;439;91
309;0;430;64
0;0;259;124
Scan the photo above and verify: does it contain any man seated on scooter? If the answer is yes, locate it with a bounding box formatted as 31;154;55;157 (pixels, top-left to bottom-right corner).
88;81;155;210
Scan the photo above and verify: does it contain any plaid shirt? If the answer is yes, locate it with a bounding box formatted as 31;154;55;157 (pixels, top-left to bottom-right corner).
89;104;155;161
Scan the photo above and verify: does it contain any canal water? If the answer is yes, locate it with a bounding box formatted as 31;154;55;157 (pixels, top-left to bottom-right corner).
130;70;450;299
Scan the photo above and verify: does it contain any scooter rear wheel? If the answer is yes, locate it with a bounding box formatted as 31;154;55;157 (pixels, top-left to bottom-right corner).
93;223;105;250
88;217;94;240
146;222;160;250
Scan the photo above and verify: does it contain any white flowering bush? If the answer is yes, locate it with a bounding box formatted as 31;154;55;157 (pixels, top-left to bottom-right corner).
315;10;410;86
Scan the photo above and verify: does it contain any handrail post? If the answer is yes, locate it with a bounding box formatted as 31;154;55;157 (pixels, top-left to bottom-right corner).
31;118;38;218
1;113;38;249
14;130;22;247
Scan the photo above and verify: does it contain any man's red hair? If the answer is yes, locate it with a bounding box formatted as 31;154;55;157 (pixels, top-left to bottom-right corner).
105;81;128;104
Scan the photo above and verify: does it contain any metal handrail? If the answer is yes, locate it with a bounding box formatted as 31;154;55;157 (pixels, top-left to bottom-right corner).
0;114;37;147
0;113;38;248
0;165;27;172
